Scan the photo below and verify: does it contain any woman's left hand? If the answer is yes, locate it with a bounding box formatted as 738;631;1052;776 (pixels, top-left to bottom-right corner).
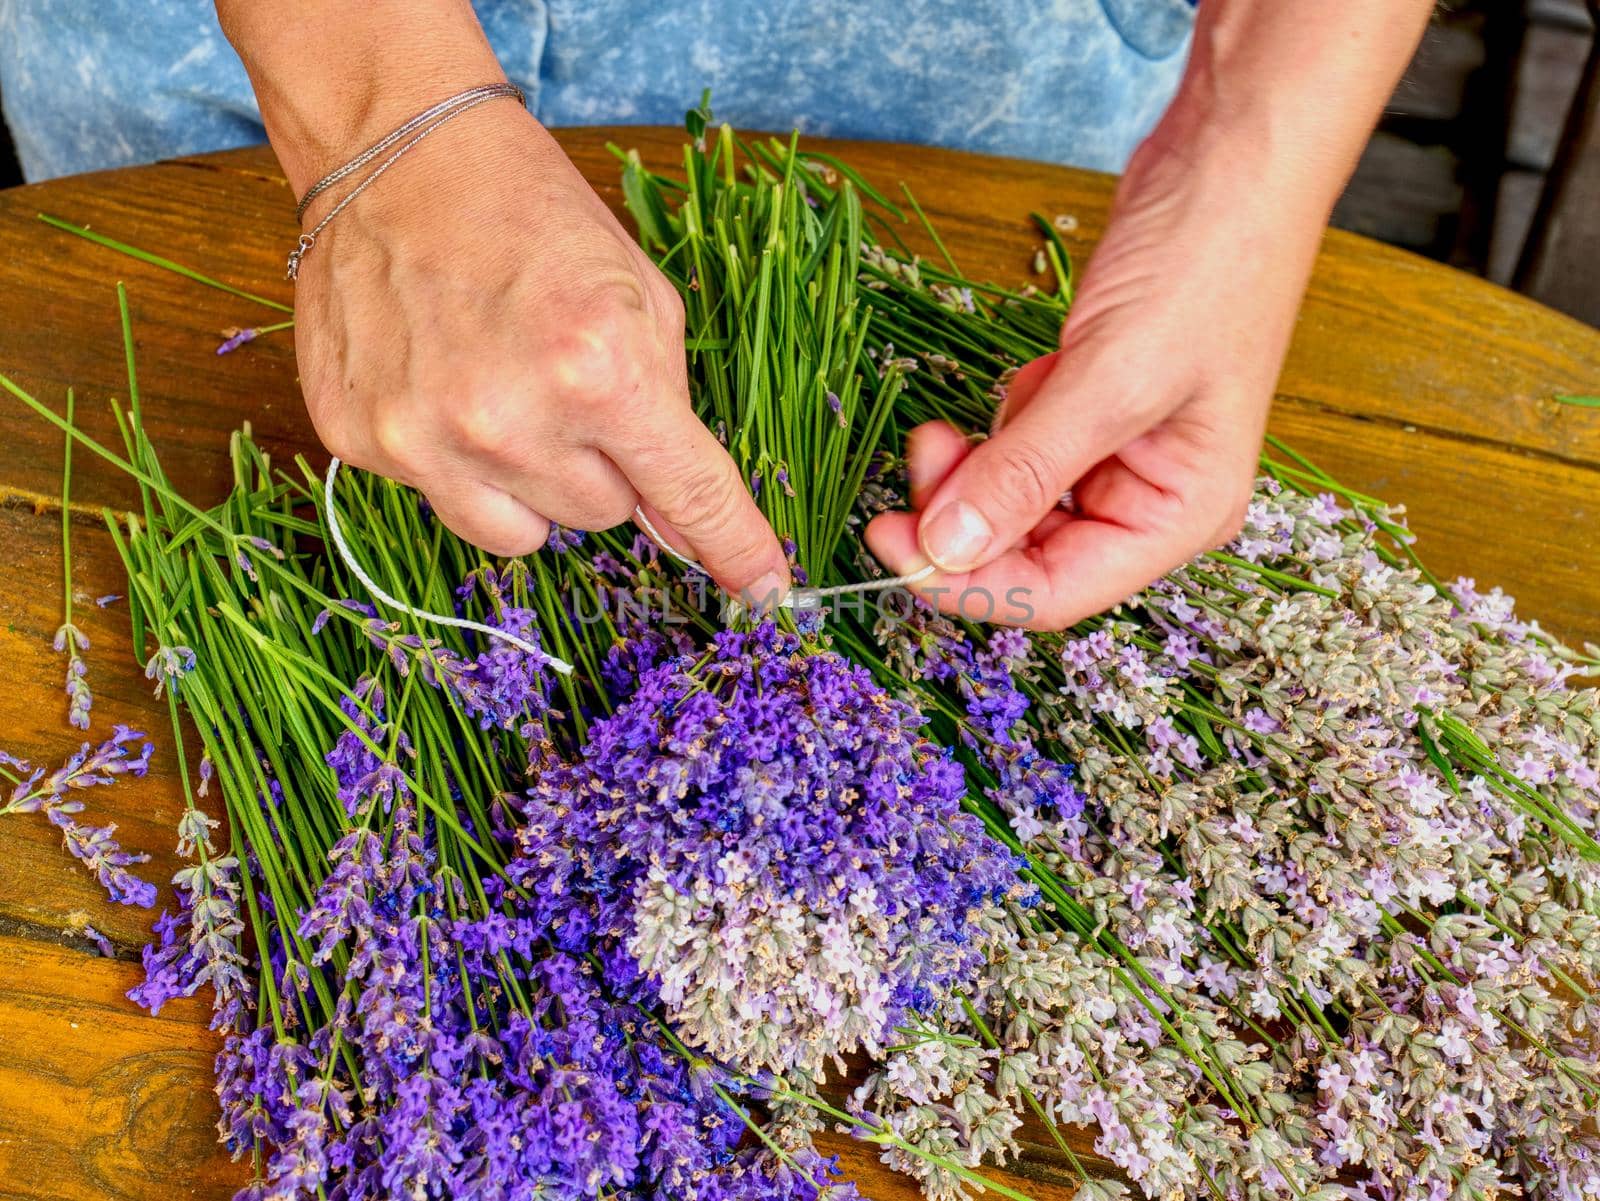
865;124;1324;630
866;0;1437;632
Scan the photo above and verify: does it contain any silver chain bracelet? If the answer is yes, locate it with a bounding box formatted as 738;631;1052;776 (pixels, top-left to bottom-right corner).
285;82;526;281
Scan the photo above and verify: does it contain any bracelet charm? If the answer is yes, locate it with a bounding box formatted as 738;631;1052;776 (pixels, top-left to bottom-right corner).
285;233;316;282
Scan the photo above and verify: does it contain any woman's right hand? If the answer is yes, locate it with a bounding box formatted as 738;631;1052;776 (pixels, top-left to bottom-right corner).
219;0;787;601
290;101;789;601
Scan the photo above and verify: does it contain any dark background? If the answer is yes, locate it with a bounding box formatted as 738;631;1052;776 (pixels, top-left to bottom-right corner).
0;0;1594;297
1327;0;1596;290
0;111;16;190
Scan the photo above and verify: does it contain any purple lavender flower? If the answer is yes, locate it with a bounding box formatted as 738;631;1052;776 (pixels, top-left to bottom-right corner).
334;576;556;732
216;327;260;355
9;726;153;804
298;825;380;963
699;1147;865;1201
83;924;114;957
129;842;246;1014
172;855;247;1001
2;728;157;907
54;621;91;729
48;802;156;906
545;524;586;553
144;644;197;697
523;623;1025;1076
888;609;1084;836
130;776;246;1019
128;908;197;1014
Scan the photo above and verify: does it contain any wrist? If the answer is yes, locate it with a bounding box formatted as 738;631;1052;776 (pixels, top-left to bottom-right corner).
1119;106;1328;274
218;0;507;197
1140;72;1347;235
1136;0;1434;226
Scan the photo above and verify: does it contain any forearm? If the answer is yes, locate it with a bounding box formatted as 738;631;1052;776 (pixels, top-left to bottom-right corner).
216;0;506;195
1147;0;1435;225
1075;0;1436;369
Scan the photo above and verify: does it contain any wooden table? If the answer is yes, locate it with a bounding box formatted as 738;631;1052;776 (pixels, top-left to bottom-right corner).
1;129;1597;1201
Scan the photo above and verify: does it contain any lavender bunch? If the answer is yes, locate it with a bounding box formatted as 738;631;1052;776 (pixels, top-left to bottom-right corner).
52;413;879;1200
851;478;1600;1200
513;127;1038;1088
522;622;1024;1080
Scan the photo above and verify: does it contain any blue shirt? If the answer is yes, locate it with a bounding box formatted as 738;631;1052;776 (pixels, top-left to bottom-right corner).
0;0;1194;182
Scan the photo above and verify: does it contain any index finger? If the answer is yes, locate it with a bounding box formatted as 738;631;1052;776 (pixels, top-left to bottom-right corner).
608;403;790;604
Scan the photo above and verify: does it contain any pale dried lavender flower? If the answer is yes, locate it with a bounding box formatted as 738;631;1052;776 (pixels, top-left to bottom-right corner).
861;477;1600;1201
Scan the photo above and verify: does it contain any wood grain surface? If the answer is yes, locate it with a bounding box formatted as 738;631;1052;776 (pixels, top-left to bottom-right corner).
1;127;1598;1201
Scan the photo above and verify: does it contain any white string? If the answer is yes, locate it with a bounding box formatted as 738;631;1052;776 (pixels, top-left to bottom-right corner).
630;505;935;610
323;457;576;675
323;458;937;677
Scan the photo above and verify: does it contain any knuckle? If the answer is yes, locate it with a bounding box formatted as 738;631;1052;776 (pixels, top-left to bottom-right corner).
649;279;686;332
370;406;419;468
666;461;743;528
538;337;592;398
544;306;649;405
987;442;1064;516
446;394;512;457
590;495;639;531
554;489;637;534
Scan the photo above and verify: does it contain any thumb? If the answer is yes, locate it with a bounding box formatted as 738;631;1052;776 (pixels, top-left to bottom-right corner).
989;350;1061;433
915;359;1147;573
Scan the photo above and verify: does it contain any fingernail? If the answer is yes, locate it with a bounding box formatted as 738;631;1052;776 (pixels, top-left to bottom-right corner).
743;571;788;614
920;501;992;571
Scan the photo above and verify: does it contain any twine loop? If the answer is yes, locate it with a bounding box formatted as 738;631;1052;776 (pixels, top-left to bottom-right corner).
322;458;934;677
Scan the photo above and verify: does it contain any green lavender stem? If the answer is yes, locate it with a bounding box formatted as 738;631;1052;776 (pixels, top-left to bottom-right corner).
39;214;293;313
60;387;75;629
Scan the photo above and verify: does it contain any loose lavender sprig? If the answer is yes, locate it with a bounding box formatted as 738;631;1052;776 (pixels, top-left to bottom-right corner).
1;726;156;908
55;621;91;730
55;387;91;729
216;320;294;355
128;758;246;1018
